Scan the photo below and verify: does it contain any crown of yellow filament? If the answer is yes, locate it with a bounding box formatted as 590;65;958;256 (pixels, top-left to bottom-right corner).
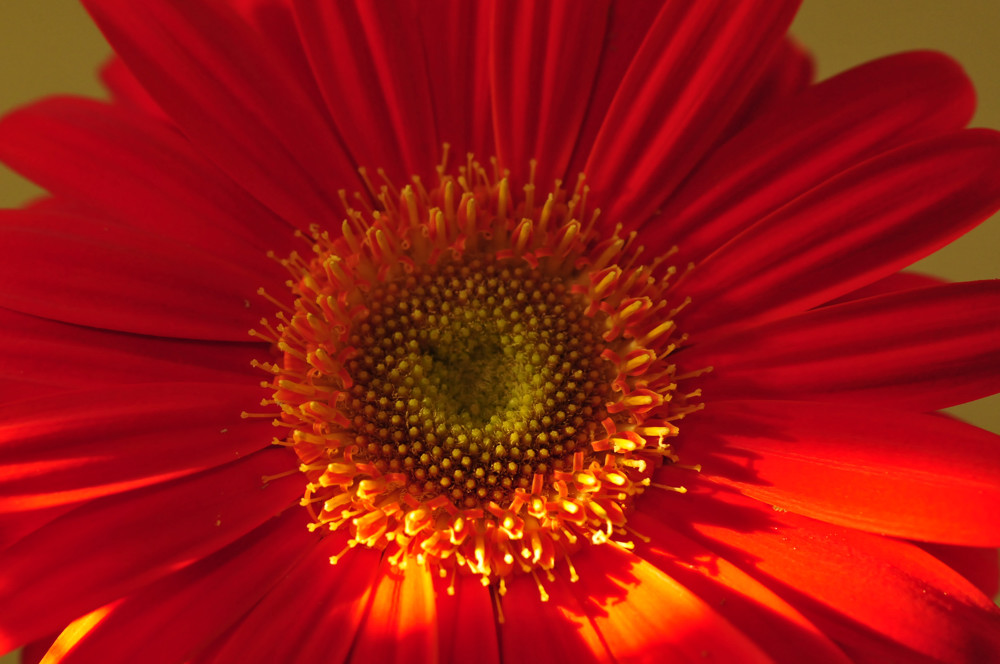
254;149;702;591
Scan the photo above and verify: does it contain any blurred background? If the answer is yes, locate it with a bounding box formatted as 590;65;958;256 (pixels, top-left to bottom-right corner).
0;1;998;662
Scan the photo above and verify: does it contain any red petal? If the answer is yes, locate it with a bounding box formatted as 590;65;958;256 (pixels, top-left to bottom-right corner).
490;0;610;188
227;0;333;129
499;571;612;664
629;511;851;664
82;0;355;231
19;634;56;664
0;382;274;513
679;400;1000;545
676;129;1000;339
822;270;946;306
643;487;1000;663
35;604;120;664
206;542;382;663
918;543;1000;599
290;0;439;181
0;447;301;652
0;210;276;341
565;0;665;180
0;505;70;553
647;51;976;267
0;308;261;400
435;575;500;664
565;544;772;663
99;58;166;120
685;280;1000;410
405;0;494;163
584;0;800;225
0;96;295;259
720;37;814;139
349;560;439;664
41;510;317;664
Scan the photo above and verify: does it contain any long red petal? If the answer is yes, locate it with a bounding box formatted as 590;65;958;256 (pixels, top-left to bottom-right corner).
0;505;71;553
646;51;976;267
0;308;261;401
718;37;814;141
685;280;1000;410
564;0;665;179
405;0;494;163
676;129;1000;339
643;487;1000;663
584;0;800;225
205;542;382;663
19;634;56;664
0;383;273;512
99;58;167;120
565;544;773;663
82;0;356;231
822;270;946;306
349;560;440;664
678;400;1000;545
290;0;439;181
39;510;317;664
918;543;1000;599
489;0;610;189
0;97;295;260
435;574;500;664
499;571;612;664
0;210;278;341
227;0;332;126
629;511;850;664
0;447;301;652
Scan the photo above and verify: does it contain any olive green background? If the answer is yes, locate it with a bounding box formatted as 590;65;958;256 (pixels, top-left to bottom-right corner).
0;2;998;661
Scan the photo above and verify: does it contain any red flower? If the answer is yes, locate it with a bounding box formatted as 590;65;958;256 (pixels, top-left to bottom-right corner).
1;1;999;663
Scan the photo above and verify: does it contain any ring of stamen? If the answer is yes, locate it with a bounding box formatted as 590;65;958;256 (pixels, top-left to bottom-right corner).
254;150;703;590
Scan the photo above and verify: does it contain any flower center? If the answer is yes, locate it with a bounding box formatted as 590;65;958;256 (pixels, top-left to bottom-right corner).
253;152;702;591
345;257;613;510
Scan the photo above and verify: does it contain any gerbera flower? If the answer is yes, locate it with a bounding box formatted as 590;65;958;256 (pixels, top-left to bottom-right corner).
1;0;999;662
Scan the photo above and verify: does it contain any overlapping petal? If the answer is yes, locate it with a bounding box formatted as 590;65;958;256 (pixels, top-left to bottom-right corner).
0;308;261;401
81;0;357;231
686;280;1000;409
0;96;296;257
564;544;773;662
349;560;439;664
678;400;1000;545
0;383;273;512
0;448;301;651
0;210;279;340
289;0;439;181
919;542;1000;599
498;571;612;664
676;129;1000;338
204;540;381;663
643;487;1000;663
435;576;500;664
629;511;850;664
645;50;976;266
34;511;316;664
404;0;494;163
489;0;610;189
564;0;666;179
584;0;800;224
